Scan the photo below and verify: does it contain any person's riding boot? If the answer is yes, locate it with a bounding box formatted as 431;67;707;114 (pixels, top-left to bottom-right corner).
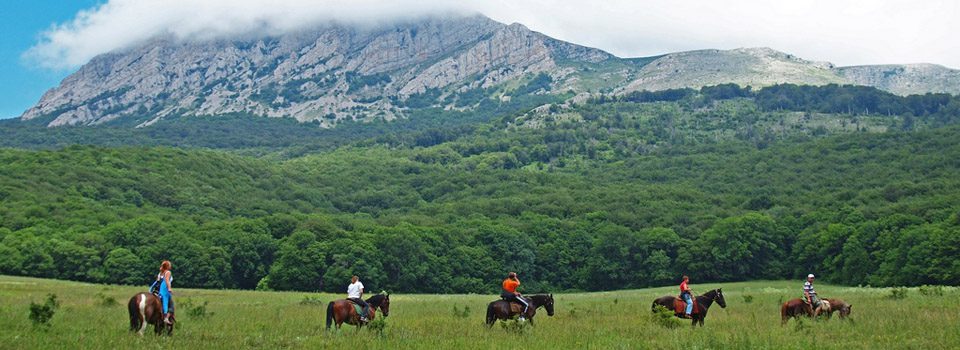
684;313;693;319
163;313;172;325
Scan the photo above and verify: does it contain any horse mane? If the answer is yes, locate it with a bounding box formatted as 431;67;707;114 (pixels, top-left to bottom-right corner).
525;294;551;305
697;289;718;301
366;293;387;306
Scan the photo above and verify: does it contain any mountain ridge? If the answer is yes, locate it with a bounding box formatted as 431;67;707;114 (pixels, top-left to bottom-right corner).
19;15;960;127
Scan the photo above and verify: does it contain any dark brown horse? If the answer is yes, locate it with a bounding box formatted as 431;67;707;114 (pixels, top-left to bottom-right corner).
485;294;555;327
128;292;174;336
325;293;390;330
651;288;726;327
821;298;852;319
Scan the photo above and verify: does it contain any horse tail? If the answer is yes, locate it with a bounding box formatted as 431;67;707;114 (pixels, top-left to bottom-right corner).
325;301;334;329
780;301;788;325
486;302;495;325
128;295;140;331
138;294;149;334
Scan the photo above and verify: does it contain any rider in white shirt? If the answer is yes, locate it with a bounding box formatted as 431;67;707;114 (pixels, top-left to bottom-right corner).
347;275;369;322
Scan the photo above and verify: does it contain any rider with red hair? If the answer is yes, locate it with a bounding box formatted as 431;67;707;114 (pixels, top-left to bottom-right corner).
157;260;174;325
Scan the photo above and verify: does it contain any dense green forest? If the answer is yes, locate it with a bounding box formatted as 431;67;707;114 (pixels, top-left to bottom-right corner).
1;84;958;293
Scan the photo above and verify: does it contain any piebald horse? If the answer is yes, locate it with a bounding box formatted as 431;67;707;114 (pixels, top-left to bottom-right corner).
325;293;390;330
485;294;555;327
128;292;174;336
821;298;852;319
651;289;727;327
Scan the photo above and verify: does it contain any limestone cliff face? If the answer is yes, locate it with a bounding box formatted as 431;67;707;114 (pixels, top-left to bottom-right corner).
619;47;960;96
19;15;960;128
21;15;614;127
621;48;844;92
836;64;960;96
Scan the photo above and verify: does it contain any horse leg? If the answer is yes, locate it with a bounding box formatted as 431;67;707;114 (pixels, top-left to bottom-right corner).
166;315;175;336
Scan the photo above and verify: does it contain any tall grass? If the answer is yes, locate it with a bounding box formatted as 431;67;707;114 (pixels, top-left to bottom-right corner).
0;276;957;349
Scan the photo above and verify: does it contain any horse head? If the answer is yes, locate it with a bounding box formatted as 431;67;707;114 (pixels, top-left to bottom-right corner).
839;303;851;318
544;294;555;316
378;292;390;317
366;292;390;317
713;288;727;308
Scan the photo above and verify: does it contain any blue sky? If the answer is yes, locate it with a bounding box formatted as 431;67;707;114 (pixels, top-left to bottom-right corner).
0;1;101;119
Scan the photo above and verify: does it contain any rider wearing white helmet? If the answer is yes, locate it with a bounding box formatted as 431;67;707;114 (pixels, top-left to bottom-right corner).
803;274;820;308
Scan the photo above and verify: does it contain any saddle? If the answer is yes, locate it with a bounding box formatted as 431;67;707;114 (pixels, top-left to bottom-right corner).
501;296;529;313
347;299;368;319
673;298;697;315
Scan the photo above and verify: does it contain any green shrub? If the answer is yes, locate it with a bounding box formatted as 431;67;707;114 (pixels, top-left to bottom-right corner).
650;305;683;329
181;299;214;319
299;295;324;305
367;317;387;337
888;287;908;300
255;276;272;291
918;285;944;297
499;317;530;334
29;294;60;328
452;305;471;318
742;295;754;304
95;292;118;307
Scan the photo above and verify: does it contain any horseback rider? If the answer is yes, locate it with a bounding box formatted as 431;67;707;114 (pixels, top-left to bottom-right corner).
803;273;820;309
501;272;530;321
156;260;174;325
347;275;370;322
680;275;694;318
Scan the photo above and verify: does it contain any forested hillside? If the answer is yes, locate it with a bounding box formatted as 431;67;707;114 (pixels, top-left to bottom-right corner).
1;84;958;293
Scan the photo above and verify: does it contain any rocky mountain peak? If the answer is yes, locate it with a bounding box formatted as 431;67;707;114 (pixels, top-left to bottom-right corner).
18;16;960;128
21;15;621;127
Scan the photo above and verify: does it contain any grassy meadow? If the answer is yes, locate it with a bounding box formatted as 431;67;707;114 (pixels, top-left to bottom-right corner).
0;275;957;349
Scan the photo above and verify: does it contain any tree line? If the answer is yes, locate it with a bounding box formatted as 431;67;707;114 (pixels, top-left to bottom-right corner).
1;128;958;292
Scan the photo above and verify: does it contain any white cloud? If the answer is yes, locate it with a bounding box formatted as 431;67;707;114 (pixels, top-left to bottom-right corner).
24;0;960;70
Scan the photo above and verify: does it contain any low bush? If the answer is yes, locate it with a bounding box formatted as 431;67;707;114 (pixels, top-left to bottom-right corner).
29;294;60;328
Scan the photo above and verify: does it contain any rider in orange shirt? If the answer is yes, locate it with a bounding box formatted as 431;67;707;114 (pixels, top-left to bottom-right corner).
501;272;530;320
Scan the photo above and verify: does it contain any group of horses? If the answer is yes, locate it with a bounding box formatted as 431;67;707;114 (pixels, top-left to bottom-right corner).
649;288;852;327
780;297;852;325
127;291;395;335
126;286;851;336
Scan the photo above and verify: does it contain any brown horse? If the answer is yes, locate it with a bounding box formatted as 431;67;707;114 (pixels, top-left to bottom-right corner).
486;294;555;327
325;293;390;330
780;298;829;325
821;298;852;319
128;292;174;336
651;289;726;327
